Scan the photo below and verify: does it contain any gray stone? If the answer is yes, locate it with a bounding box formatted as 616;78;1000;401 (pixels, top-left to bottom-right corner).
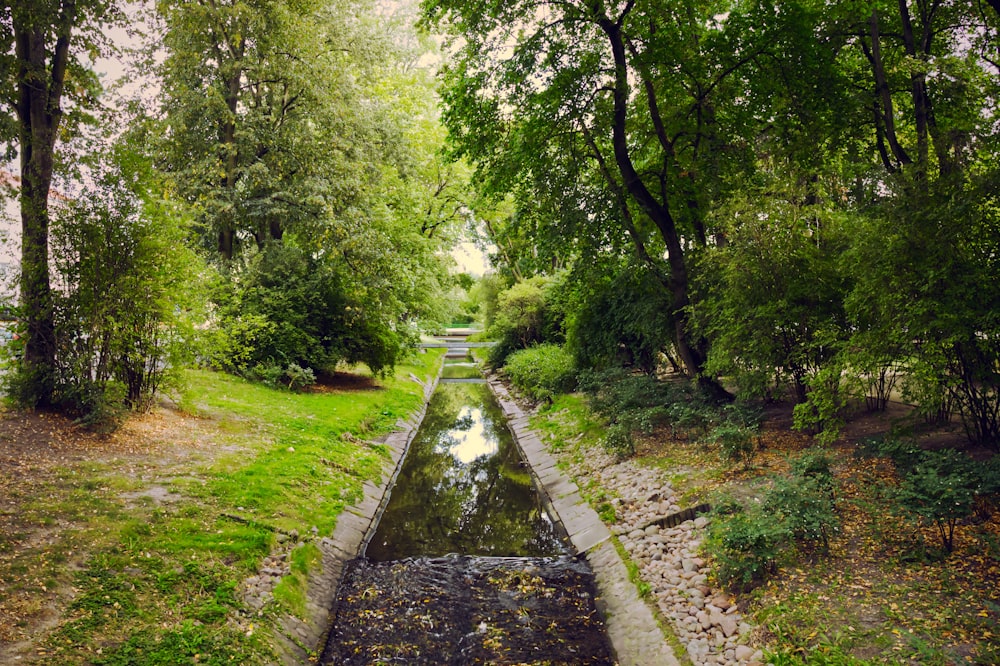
717;612;739;638
687;638;710;660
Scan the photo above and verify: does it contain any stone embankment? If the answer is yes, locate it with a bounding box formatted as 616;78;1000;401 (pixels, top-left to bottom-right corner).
489;372;767;666
571;450;766;666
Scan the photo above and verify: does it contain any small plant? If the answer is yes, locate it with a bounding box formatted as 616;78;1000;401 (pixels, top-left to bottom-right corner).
707;507;788;592
764;475;839;553
895;449;978;553
792;365;848;445
704;421;760;469
284;363;317;391
791;449;836;497
601;422;635;458
248;363;284;386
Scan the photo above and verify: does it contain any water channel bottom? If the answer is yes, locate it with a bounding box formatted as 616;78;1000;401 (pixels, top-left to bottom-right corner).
321;555;613;665
321;378;615;664
366;382;564;561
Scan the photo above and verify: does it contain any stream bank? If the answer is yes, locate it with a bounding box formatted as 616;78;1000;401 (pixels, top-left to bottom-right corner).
489;377;768;666
267;347;685;665
266;365;440;664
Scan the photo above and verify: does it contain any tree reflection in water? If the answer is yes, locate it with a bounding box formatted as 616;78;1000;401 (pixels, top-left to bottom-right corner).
365;382;565;561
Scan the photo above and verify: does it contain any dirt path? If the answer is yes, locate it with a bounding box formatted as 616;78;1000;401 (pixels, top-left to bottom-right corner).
0;407;225;661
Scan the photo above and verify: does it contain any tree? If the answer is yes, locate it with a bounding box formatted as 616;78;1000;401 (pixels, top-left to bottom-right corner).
0;0;116;406
424;0;839;397
830;1;1000;447
157;0;393;260
698;179;850;405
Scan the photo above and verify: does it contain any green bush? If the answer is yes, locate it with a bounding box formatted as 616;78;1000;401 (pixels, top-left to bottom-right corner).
13;145;197;426
707;507;788;592
979;456;1000;497
601;422;636;458
764;475;839;552
284;363;317;391
577;368;725;460
502;343;577;402
896;448;978;553
704;422;760;468
856;435;923;473
565;258;675;374
208;244;413;380
486;275;566;368
791;449;836;497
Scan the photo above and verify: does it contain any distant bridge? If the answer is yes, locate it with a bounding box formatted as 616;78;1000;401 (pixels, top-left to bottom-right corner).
418;340;496;349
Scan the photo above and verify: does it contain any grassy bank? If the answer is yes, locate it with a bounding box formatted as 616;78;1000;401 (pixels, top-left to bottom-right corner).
0;350;443;665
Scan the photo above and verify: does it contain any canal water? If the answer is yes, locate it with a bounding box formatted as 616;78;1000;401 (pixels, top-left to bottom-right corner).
365;379;565;561
321;356;614;664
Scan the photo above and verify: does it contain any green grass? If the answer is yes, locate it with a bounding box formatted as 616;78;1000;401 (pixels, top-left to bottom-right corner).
32;350;444;664
528;393;605;454
272;542;323;615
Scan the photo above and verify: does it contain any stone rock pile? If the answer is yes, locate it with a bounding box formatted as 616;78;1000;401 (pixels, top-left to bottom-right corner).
560;444;766;666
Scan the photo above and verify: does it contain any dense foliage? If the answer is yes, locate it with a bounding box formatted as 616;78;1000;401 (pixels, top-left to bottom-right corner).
427;0;1000;450
501;343;577;403
1;0;472;419
4;139;196;424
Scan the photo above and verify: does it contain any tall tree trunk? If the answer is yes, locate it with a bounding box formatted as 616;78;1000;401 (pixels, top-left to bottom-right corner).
212;30;245;261
898;0;931;176
597;16;720;393
14;1;76;406
867;10;913;169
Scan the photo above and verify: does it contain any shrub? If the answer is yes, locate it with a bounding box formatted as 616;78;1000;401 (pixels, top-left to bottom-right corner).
284;363;317;391
502;344;577;402
979;456;1000;497
791;449;836;497
565;259;675;374
707;507;788;592
9;146;197;426
896;448;978;552
601;422;636;458
764;475;839;552
486;276;566;367
792;364;848;445
855;434;925;474
704;422;760;469
577;367;727;460
208;244;413;379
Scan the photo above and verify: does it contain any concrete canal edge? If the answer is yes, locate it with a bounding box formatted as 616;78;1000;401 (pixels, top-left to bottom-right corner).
486;376;682;666
268;357;679;665
271;367;441;665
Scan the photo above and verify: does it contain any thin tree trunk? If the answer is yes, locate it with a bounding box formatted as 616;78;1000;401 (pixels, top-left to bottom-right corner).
868;10;913;168
898;0;931;175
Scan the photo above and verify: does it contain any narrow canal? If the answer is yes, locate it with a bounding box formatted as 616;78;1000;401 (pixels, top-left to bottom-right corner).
320;356;614;665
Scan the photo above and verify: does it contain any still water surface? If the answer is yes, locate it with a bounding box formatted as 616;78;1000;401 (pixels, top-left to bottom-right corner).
364;381;566;561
